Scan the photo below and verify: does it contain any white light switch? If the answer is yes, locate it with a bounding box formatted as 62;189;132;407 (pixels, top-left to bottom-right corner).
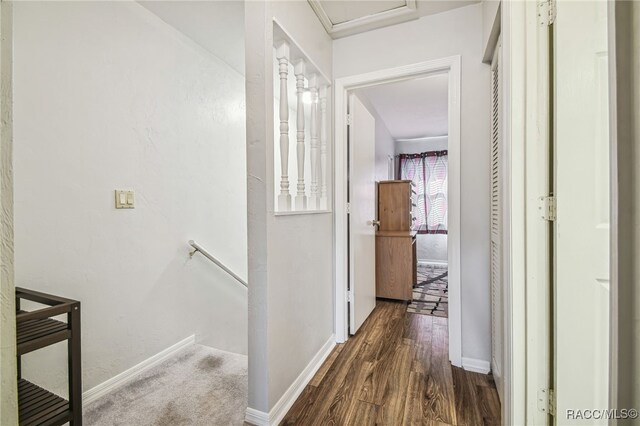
115;190;135;209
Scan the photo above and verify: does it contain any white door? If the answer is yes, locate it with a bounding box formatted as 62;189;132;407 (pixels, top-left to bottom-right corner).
348;93;377;335
555;0;610;421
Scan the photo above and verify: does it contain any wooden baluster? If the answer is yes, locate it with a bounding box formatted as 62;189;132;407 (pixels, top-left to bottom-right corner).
319;85;328;210
294;60;307;210
276;42;291;211
308;74;319;210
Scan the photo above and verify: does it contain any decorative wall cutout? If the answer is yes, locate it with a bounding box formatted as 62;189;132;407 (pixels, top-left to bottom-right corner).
273;21;331;214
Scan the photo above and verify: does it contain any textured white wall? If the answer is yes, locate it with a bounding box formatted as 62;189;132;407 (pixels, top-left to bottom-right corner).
0;2;17;423
245;0;334;413
334;4;491;362
13;1;247;397
396;137;448;264
267;0;334;410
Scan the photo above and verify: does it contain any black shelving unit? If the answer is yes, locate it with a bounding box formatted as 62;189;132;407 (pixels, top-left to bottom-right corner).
16;287;82;426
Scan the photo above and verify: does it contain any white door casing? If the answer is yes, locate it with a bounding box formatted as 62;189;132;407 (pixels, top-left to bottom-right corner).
554;0;610;421
348;93;377;335
334;56;461;366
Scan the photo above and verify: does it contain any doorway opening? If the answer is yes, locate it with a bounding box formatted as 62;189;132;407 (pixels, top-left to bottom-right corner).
334;56;462;367
357;74;449;319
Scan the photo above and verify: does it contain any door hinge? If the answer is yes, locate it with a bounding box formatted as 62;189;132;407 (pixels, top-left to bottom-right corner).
347;290;353;302
346;113;353;126
346;202;351;214
539;195;556;221
538;388;556;416
538;0;556;26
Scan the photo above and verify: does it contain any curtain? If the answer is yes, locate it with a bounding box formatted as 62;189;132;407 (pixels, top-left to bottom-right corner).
399;150;448;234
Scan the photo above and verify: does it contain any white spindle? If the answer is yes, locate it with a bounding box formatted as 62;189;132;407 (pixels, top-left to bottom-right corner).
276;42;291;211
319;85;328;210
294;60;307;210
308;74;319;210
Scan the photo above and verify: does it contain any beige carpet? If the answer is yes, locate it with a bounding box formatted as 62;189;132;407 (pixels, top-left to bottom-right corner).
84;344;247;426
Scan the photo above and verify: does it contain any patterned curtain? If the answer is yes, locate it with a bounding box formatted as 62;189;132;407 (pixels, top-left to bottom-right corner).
399;150;448;234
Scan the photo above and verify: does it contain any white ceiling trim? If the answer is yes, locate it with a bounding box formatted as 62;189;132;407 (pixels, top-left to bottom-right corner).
308;0;418;39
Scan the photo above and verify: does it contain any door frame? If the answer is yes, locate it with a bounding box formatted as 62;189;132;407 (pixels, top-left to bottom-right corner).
333;55;462;367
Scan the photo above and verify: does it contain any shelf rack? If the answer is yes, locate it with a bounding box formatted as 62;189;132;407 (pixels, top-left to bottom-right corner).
16;287;82;425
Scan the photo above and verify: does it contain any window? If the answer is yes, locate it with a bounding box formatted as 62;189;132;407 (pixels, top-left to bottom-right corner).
399;151;448;234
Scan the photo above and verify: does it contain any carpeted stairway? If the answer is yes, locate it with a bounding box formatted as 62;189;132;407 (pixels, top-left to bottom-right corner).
84;345;247;426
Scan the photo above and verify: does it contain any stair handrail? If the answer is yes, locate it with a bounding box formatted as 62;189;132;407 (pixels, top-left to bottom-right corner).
188;240;248;288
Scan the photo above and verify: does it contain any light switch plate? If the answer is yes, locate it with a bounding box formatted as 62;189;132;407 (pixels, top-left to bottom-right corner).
115;190;135;209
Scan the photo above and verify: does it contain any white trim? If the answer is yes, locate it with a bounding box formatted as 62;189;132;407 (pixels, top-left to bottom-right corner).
245;335;336;426
521;2;554;425
417;260;448;267
462;357;491;374
501;1;551;425
274;210;331;217
333;55;462;369
308;0;418;39
245;408;269;426
82;335;195;405
394;135;448;143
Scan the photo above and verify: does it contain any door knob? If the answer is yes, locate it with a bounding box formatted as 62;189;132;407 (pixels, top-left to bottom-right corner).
370;220;381;227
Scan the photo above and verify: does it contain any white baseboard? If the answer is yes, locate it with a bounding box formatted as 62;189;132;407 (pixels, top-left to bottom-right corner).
245;407;270;425
462;357;491;374
245;334;336;426
83;335;196;405
417;260;448;267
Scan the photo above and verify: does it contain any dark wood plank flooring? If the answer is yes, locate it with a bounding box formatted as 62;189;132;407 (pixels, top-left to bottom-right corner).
282;300;501;425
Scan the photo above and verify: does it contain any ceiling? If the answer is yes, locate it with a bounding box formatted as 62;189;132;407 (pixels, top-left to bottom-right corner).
310;0;479;38
138;1;245;75
320;1;407;25
355;73;448;140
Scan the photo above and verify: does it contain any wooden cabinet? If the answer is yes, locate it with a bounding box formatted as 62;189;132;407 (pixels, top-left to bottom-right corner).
375;180;417;301
377;180;415;232
376;234;417;300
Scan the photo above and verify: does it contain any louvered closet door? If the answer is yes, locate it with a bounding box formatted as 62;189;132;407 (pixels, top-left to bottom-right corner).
490;38;504;402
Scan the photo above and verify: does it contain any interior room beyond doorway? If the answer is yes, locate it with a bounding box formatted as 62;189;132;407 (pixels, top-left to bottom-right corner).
355;73;450;320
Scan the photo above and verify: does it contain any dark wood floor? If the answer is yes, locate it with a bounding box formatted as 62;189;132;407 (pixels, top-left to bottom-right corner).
281;300;501;425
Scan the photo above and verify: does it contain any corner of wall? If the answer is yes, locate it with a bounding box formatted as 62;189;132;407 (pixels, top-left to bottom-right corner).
245;0;271;415
482;1;501;63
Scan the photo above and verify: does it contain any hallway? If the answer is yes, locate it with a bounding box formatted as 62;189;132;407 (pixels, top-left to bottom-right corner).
282;301;500;425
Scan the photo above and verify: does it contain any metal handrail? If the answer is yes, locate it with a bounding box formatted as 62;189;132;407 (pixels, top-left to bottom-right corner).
188;240;248;288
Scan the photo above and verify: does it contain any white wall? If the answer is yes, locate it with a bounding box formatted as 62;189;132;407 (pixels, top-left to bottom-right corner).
482;1;501;62
245;0;334;414
395;137;448;264
374;120;395;182
334;3;491;363
353;91;395;181
13;1;247;397
0;3;17;424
